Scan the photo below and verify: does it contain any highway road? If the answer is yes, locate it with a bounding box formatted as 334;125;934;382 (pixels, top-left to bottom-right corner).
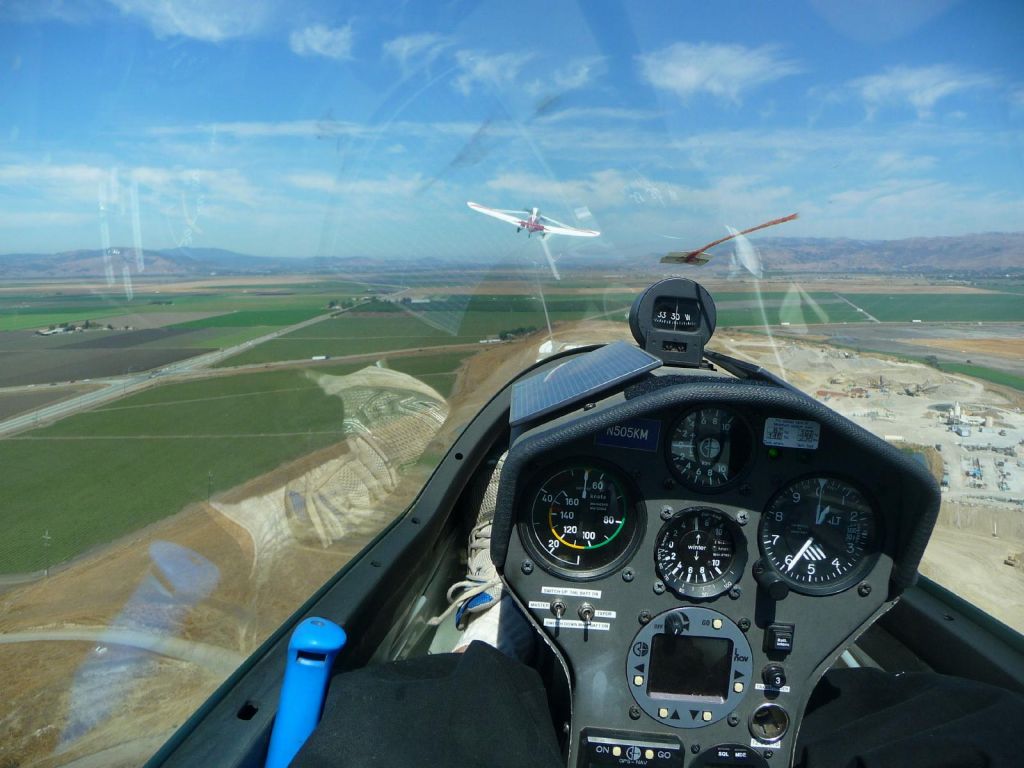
0;311;334;437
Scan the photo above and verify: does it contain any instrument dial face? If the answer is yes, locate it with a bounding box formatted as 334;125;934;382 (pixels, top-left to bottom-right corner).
655;508;747;599
652;297;701;332
759;476;879;595
668;406;753;489
522;463;642;579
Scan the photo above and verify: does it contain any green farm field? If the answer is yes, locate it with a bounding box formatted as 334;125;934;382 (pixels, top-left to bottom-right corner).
0;283;371;332
839;293;1024;322
0;350;467;574
934;363;1024;392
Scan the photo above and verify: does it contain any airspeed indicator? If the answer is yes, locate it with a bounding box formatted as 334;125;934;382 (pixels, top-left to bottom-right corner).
521;462;643;579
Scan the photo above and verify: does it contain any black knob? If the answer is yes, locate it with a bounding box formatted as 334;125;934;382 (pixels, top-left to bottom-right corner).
550;599;566;619
762;664;787;689
753;560;790;601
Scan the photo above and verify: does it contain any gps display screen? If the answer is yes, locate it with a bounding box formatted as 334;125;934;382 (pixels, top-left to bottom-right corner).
647;634;733;700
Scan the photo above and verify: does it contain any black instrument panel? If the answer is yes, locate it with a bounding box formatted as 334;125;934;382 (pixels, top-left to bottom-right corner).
493;370;938;768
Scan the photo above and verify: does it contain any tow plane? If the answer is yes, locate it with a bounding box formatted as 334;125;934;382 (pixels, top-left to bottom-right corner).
661;212;798;265
467;201;600;240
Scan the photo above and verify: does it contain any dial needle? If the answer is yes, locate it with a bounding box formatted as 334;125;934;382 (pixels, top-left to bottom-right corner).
787;537;815;572
582;470;589;499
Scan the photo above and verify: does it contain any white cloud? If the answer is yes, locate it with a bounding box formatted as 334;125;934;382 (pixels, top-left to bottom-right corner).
874;151;937;174
535;107;660;124
0;163;106;186
289;23;354;60
823;177;1024;236
453;50;535;95
549;56;604;91
383;33;451;74
285;172;424;197
484;169;793;215
108;0;267;41
638;43;801;103
150;120;367;139
0;211;94;228
850;65;995;119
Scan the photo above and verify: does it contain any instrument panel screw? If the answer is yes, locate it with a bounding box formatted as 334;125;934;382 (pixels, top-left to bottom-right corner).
653;580;666;595
690;744;701;755
628;705;642;721
622;567;635;583
857;583;872;597
739;483;752;496
521;559;534;575
638;610;652;625
660;505;674;520
738;618;751;632
729;586;742;600
663;477;675;490
727;713;740;727
764;750;774;759
736;511;749;525
583;402;597;411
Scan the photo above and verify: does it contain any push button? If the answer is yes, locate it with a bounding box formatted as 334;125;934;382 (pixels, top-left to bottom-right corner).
764;622;795;654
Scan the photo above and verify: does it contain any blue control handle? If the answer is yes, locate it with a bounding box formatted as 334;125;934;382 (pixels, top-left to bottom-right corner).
265;617;347;768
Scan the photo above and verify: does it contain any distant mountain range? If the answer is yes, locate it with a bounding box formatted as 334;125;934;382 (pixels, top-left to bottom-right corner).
2;232;1021;279
750;232;1024;274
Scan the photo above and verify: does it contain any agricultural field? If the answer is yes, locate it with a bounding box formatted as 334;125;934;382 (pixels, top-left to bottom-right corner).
0;384;100;421
932;363;1024;392
839;292;1024;322
0;349;467;575
0;279;380;332
0;283;353;385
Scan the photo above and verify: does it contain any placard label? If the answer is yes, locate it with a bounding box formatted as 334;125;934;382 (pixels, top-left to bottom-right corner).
595;418;661;452
764;417;820;450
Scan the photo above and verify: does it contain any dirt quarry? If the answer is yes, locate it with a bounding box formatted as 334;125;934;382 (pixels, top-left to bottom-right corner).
721;332;1024;633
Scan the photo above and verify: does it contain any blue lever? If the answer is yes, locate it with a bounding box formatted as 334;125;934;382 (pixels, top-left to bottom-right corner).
265;617;347;768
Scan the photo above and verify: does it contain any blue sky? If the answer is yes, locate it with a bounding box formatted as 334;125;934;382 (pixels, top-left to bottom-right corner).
1;0;1022;262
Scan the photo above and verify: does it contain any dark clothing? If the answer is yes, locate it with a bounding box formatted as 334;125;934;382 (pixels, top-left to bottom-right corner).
296;644;1023;767
292;641;563;768
795;667;1023;768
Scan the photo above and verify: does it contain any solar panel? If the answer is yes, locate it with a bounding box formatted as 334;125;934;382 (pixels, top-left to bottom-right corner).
510;341;662;427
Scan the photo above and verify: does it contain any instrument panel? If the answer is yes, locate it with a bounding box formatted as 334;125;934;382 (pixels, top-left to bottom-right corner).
492;369;938;768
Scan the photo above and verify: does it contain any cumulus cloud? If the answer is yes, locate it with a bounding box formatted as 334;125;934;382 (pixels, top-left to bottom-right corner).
107;0;267;41
484;169;793;213
453;50;535;95
850;65;995;118
383;33;451;74
638;43;801;103
550;56;604;91
289;23;354;60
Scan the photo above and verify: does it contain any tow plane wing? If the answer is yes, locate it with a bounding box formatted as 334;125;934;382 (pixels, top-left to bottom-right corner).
467;201;600;237
537;215;600;238
466;201;527;227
